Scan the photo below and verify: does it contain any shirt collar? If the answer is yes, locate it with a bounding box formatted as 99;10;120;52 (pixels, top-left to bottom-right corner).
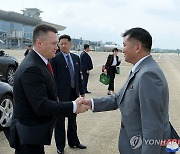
34;50;48;65
61;51;71;57
131;55;150;73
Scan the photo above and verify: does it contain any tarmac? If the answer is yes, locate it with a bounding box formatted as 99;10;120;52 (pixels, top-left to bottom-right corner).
0;50;180;154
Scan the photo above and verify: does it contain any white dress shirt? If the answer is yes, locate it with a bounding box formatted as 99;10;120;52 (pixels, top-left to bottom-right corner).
131;55;150;73
111;56;117;66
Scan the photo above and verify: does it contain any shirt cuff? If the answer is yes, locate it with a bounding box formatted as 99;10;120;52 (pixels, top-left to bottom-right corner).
91;98;94;111
73;101;77;113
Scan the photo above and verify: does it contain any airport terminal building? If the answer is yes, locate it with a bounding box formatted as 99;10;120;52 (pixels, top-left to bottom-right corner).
0;8;66;49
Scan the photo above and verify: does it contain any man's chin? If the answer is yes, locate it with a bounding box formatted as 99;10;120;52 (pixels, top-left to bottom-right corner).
52;53;56;57
49;53;55;59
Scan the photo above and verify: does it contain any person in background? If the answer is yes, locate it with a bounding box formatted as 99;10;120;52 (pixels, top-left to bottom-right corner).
24;45;32;56
10;24;89;154
80;44;93;94
50;35;86;154
104;48;121;95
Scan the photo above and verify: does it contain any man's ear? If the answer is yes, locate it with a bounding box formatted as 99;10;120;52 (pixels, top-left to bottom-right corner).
36;39;42;48
135;42;142;53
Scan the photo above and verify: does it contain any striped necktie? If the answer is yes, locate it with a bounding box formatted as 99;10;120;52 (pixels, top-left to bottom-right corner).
66;55;75;88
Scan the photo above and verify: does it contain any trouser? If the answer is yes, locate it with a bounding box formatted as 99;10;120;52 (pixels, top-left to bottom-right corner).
82;71;89;92
107;66;116;91
55;88;80;151
55;113;80;151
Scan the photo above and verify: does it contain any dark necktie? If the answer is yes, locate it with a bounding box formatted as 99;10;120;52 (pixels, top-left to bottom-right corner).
47;62;54;76
66;55;75;88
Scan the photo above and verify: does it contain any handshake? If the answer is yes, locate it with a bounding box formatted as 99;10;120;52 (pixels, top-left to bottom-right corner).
75;97;92;114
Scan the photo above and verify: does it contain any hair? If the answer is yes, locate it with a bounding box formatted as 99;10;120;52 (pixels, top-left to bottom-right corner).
33;24;57;45
59;34;71;42
122;27;152;51
84;44;89;50
112;48;118;52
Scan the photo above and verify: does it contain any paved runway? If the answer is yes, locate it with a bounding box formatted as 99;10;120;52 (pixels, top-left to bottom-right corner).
0;51;180;154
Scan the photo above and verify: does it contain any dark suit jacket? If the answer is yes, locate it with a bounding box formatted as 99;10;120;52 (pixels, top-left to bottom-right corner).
50;52;85;101
105;54;120;69
80;51;93;72
10;50;73;148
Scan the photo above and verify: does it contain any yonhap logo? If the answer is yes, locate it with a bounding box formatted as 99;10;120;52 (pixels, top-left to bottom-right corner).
130;135;142;149
166;140;179;152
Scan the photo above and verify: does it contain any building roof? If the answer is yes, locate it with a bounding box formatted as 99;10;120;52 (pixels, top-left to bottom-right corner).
0;9;66;31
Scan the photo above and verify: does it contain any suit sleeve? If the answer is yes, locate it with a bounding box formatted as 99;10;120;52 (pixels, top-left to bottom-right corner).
80;53;84;71
116;56;121;66
105;55;112;69
139;72;164;153
21;66;73;116
77;57;85;95
93;89;123;112
87;54;93;70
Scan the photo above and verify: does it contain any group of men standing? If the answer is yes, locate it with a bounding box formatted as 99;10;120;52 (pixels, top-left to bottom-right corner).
7;23;178;154
8;24;93;154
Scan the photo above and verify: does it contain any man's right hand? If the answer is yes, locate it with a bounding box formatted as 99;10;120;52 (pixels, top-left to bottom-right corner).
75;97;91;114
80;99;92;108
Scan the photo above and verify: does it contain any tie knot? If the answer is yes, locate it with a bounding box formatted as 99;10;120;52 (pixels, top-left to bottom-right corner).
66;55;70;59
47;62;50;66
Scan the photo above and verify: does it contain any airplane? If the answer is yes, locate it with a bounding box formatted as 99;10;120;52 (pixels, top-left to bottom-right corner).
99;44;122;52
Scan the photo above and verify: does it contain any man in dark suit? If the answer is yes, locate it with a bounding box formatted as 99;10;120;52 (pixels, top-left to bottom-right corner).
10;24;89;154
50;35;86;154
80;44;93;94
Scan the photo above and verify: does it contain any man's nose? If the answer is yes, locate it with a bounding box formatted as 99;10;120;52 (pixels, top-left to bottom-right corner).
55;45;58;50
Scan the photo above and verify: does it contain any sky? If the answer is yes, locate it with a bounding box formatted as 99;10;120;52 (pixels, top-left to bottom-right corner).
1;0;180;49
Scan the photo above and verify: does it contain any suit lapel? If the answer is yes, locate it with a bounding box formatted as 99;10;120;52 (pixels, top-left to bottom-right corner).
119;72;136;104
119;55;153;104
31;51;56;92
59;52;69;69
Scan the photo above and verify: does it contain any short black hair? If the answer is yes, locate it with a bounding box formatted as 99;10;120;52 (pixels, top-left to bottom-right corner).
122;27;152;51
84;44;89;49
33;24;57;45
112;48;118;52
59;34;71;42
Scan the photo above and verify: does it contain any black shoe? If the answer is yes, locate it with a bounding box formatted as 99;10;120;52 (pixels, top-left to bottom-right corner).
107;92;111;95
85;91;91;94
70;144;87;149
57;149;64;154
